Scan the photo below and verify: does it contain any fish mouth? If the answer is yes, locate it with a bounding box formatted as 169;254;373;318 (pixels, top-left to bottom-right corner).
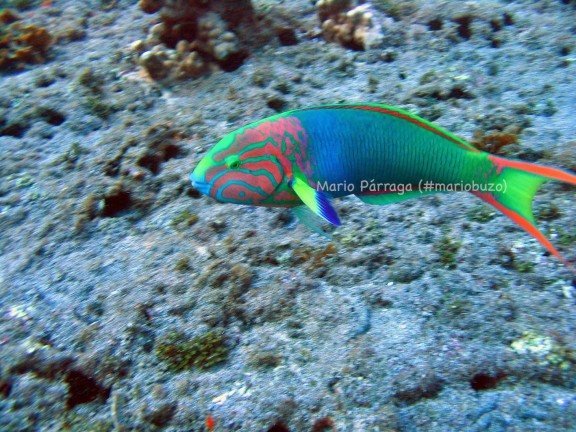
189;172;211;196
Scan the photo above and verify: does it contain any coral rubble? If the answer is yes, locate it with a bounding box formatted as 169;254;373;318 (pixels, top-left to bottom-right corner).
0;9;52;70
134;0;252;81
316;0;382;50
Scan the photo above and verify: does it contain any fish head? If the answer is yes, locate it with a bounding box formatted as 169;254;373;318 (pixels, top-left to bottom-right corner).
190;126;294;206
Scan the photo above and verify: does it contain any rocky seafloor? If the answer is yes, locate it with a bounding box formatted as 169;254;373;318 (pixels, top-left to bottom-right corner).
1;0;576;431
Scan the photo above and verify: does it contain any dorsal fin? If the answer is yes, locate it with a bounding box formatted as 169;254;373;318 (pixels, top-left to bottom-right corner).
290;103;480;152
357;189;442;205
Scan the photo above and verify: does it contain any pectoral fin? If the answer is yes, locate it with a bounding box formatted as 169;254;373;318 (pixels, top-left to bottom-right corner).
292;206;334;239
289;175;341;226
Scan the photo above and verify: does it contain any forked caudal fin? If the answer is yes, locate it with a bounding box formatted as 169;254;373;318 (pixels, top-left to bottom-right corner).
474;155;576;272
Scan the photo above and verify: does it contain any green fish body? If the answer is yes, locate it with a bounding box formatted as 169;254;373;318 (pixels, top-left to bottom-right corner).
191;103;576;269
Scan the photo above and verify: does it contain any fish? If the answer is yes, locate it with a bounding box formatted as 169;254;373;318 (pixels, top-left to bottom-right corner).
190;103;576;270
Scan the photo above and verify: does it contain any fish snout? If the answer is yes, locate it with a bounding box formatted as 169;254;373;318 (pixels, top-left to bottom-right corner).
189;171;211;196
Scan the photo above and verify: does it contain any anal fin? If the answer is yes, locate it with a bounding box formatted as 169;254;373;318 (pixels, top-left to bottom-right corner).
356;189;440;205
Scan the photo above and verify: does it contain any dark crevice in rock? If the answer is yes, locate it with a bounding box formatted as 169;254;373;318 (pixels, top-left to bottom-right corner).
100;189;132;217
65;370;110;409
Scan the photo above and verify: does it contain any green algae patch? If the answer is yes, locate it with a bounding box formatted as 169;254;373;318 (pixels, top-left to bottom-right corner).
555;227;576;247
467;205;496;223
433;234;461;269
155;330;228;372
511;331;575;371
170;211;199;230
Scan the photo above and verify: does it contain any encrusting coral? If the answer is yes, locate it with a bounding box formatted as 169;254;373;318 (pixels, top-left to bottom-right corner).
316;0;383;50
0;9;52;70
134;0;252;81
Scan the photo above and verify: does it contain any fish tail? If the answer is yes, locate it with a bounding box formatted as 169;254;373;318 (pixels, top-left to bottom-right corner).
473;155;576;272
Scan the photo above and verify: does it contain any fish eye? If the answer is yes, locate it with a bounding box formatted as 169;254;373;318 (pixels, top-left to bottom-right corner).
226;155;241;170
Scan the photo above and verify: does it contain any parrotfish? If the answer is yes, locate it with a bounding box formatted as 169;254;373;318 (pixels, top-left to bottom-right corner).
190;103;576;269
